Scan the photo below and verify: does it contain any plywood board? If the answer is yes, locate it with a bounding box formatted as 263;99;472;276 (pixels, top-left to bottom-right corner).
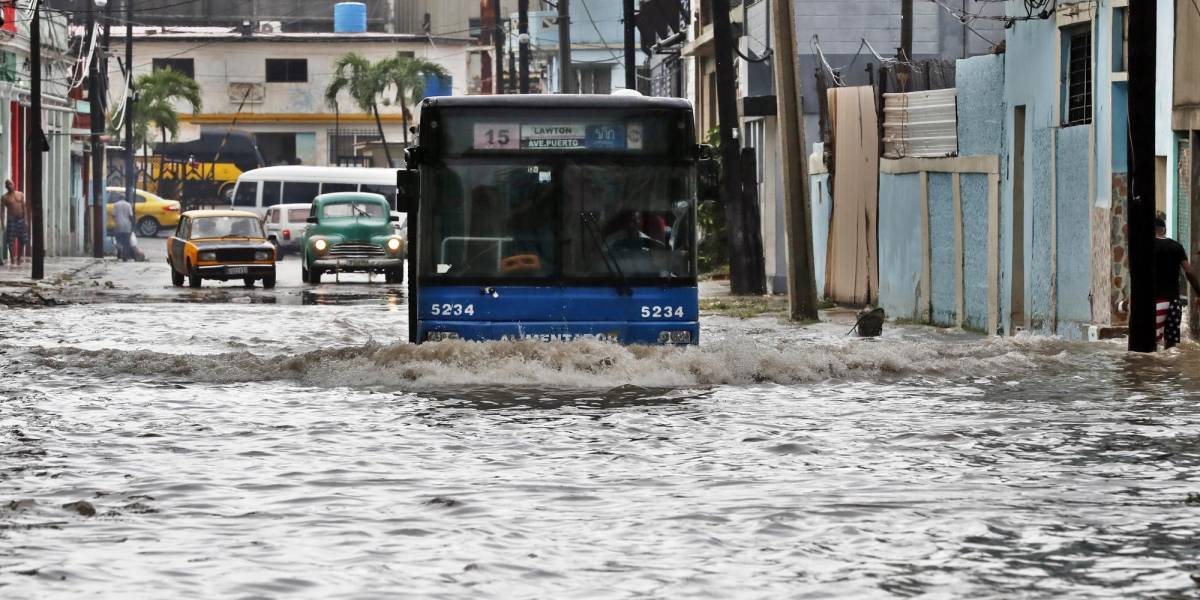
826;86;881;305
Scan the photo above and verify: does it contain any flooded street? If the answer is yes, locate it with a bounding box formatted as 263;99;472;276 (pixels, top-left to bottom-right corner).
3;245;1200;598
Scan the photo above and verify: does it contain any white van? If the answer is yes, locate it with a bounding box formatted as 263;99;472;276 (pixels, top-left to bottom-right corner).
230;166;400;215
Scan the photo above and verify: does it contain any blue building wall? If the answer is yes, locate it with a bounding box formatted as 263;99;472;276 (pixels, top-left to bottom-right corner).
928;173;957;325
878;172;924;320
961;173;991;331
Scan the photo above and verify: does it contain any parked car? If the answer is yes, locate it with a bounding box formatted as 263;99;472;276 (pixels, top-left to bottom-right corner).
301;192;405;284
167;210;277;289
263;203;312;254
107;187;181;237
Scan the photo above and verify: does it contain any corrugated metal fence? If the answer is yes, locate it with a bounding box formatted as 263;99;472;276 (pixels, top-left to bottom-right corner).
882;88;959;159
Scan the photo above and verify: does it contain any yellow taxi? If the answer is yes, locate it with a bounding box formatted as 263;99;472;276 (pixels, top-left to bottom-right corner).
167;210;277;288
106;187;181;237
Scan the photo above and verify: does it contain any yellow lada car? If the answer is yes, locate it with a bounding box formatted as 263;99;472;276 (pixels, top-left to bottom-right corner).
167;210;277;288
106;187;181;237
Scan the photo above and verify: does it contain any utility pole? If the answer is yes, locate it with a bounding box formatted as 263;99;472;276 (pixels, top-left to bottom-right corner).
623;0;636;90
88;0;105;258
558;0;572;93
493;0;505;94
1127;0;1157;352
899;0;913;91
712;0;766;295
29;0;44;279
772;0;818;320
124;0;135;222
518;0;529;93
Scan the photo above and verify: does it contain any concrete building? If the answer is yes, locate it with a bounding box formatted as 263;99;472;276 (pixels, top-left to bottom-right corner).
46;0;399;33
0;2;84;257
500;0;640;95
109;27;470;167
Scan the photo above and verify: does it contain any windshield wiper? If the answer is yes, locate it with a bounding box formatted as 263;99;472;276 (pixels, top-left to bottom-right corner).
352;204;371;219
580;211;631;297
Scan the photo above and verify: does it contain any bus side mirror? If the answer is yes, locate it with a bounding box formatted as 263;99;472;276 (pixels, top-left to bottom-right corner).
396;169;420;213
698;158;720;201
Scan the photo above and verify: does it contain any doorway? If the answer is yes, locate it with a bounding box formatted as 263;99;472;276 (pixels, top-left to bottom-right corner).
1010;106;1026;333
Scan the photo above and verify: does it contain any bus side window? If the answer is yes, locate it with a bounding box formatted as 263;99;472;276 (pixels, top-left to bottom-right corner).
233;182;259;207
283;182;320;204
261;182;282;207
322;182;356;194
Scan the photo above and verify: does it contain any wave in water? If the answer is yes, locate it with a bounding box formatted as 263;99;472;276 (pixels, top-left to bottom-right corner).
28;334;1087;389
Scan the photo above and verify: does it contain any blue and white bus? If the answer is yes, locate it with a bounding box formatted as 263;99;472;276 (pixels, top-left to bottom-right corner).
398;94;705;345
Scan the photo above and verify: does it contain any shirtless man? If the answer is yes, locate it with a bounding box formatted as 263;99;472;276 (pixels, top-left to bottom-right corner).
1;180;29;266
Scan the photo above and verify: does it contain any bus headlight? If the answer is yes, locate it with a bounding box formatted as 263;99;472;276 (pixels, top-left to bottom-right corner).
426;331;461;342
657;330;693;344
313;239;329;254
386;238;402;253
198;251;216;262
254;250;273;261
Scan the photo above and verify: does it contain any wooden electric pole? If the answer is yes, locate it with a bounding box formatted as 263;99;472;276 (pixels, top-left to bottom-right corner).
29;0;44;279
124;0;135;223
518;0;529;93
712;0;766;295
623;0;636;90
772;0;818;320
1127;0;1157;352
88;0;105;258
558;0;572;93
493;0;505;94
899;0;913;91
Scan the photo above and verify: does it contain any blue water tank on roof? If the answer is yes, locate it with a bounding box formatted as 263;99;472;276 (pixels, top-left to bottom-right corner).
334;2;367;33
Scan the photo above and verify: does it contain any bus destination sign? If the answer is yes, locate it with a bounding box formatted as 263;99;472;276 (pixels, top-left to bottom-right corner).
472;122;643;152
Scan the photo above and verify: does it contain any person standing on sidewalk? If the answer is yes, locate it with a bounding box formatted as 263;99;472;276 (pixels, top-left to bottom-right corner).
1;180;29;266
1154;216;1200;349
112;191;135;261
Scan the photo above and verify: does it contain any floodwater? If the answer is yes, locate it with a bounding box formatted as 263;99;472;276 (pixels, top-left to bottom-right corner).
3;271;1200;598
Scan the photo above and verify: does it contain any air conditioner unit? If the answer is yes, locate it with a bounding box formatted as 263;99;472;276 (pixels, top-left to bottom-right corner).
228;82;266;104
259;21;282;33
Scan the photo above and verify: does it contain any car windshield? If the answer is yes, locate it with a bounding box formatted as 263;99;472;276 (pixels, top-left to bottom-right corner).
422;158;694;282
322;202;387;220
189;216;263;239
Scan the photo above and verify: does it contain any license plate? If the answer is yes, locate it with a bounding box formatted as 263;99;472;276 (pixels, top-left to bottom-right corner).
227;266;248;275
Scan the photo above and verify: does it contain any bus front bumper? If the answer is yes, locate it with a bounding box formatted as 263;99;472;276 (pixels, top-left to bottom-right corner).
418;321;699;346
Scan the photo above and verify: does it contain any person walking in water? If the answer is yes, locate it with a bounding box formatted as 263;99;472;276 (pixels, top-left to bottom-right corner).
111;191;135;261
1;180;29;266
1154;216;1200;349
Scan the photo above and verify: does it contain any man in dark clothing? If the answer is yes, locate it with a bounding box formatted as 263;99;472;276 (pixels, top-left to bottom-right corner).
1153;216;1200;348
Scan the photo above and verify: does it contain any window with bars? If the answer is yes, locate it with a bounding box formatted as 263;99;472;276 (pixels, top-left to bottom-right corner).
1064;27;1092;126
328;129;382;166
152;58;195;78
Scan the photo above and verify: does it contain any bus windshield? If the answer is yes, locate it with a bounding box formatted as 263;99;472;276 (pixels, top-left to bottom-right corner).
423;158;695;283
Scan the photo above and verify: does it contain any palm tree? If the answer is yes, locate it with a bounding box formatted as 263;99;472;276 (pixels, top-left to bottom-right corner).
325;52;449;166
132;68;202;188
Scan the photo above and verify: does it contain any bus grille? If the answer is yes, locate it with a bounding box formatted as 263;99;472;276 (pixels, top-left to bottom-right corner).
329;243;386;259
215;249;258;262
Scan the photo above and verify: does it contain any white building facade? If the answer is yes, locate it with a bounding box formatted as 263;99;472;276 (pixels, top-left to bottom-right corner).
110;27;471;167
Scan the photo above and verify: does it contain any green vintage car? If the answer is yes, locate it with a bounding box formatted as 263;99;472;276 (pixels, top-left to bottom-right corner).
300;192;406;284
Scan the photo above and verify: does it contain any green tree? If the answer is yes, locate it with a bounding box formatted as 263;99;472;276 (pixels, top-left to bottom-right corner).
108;68;201;189
325;52;449;166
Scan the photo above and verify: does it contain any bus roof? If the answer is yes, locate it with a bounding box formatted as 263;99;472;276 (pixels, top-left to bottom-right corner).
422;94;692;112
236;165;398;184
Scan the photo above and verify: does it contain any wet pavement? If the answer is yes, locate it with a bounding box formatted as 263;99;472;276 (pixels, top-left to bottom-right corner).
3;240;1200;598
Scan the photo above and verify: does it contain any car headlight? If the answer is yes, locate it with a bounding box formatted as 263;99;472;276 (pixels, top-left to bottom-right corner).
254;250;272;261
198;251;216;262
426;331;461;342
386;238;402;253
313;239;328;253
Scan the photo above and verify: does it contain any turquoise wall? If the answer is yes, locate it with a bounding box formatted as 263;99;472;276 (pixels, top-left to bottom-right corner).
878;172;924;320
